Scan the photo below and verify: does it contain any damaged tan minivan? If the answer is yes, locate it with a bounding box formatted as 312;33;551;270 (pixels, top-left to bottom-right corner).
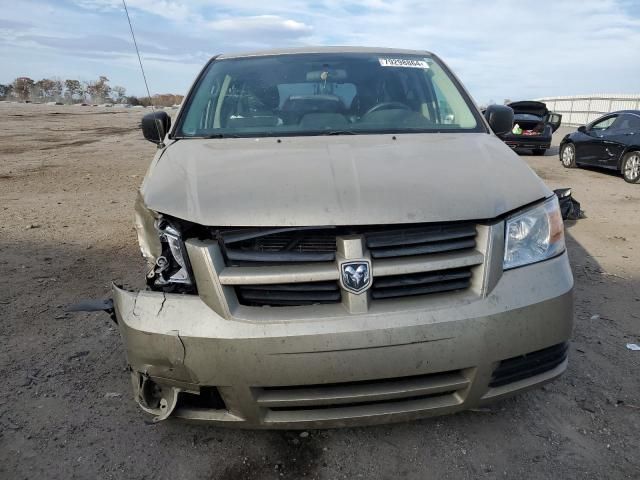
115;47;573;428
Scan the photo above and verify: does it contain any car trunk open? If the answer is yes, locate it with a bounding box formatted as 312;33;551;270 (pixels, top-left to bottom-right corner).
506;101;561;134
509;101;549;135
512;115;544;134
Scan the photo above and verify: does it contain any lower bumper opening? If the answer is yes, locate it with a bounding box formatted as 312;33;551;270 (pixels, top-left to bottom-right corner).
178;386;227;410
255;369;470;424
489;342;569;388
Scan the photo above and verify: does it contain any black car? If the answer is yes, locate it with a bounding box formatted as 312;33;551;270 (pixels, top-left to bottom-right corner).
498;101;562;155
559;110;640;183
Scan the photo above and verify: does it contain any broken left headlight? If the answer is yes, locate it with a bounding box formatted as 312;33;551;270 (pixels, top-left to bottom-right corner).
147;219;196;293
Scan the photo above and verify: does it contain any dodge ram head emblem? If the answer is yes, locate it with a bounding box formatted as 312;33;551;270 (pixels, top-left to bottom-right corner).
340;260;372;294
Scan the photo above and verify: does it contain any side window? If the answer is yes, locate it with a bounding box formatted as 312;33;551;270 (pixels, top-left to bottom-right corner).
432;82;455;124
428;64;476;128
612;114;640;132
590;116;617;132
628;115;640;131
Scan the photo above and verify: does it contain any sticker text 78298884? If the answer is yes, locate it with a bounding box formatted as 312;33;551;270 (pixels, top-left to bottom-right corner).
378;58;429;69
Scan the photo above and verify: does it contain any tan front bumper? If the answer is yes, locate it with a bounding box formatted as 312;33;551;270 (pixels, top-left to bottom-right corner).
113;253;573;429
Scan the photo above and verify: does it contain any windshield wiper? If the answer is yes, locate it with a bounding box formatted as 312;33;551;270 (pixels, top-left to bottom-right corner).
204;133;240;139
321;130;357;136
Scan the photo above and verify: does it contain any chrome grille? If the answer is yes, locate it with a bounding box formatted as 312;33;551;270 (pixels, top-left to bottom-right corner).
215;223;484;308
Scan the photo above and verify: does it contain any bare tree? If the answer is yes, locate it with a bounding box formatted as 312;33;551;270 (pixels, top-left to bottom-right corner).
86;76;111;103
34;78;64;101
12;77;35;101
65;79;82;102
51;78;63;101
80;81;90;103
112;85;126;103
0;83;13;99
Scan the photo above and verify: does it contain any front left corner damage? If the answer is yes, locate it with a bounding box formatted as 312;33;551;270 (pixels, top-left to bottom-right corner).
112;284;196;421
131;372;182;421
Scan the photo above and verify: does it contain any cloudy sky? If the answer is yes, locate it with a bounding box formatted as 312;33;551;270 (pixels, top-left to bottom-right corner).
1;0;639;103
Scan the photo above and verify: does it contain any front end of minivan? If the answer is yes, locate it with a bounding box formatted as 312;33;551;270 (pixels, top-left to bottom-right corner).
112;47;573;428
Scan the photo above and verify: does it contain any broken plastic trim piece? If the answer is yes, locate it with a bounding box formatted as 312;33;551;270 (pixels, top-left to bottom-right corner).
554;188;584;220
137;374;181;422
67;298;117;323
134;191;162;268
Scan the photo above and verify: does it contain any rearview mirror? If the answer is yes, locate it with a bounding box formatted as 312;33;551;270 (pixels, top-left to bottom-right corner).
483;104;514;136
141;111;171;145
577;125;587;133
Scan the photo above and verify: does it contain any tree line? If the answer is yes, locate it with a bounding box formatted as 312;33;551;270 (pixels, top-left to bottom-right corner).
0;76;183;107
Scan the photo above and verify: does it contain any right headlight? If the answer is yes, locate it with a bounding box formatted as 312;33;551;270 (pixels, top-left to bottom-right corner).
503;196;565;270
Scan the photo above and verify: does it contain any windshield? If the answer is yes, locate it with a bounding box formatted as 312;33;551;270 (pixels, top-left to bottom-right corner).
176;52;484;138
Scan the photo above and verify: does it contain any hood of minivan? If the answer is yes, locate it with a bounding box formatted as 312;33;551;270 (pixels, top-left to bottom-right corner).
141;133;550;226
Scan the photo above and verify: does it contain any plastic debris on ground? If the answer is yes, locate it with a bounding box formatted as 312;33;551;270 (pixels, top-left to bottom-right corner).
626;343;640;351
554;188;585;220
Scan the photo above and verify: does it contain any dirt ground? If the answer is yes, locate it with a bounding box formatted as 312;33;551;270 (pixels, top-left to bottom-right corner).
1;103;638;480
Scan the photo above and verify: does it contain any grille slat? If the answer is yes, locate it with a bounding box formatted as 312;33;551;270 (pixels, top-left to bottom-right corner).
220;226;335;245
244;282;339;292
366;224;477;248
223;228;337;266
369;238;476;259
372;268;472;300
366;223;477;259
372;278;471;300
373;269;472;289
226;249;335;263
236;281;341;306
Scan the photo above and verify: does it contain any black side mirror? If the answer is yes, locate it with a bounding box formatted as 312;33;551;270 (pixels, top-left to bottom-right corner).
141;111;171;145
484;104;514;136
577;125;587;133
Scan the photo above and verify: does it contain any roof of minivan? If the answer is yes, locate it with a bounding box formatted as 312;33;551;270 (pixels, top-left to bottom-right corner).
216;46;434;60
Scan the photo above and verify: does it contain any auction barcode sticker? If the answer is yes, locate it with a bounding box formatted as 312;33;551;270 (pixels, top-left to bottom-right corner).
379;58;429;69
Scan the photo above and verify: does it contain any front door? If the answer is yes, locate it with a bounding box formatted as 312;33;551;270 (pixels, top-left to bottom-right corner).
582;115;618;165
600;114;640;168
